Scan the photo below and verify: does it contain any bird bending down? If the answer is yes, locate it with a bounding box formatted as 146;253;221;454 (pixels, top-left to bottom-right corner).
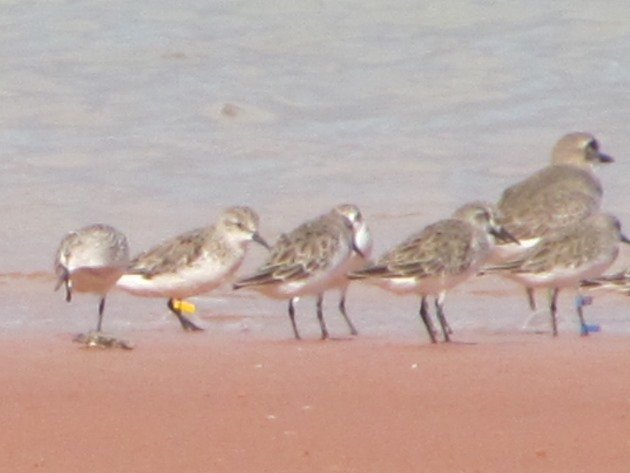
54;224;130;334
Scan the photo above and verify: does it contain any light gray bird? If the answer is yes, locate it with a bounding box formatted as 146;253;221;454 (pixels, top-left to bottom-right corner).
54;224;130;333
495;132;614;311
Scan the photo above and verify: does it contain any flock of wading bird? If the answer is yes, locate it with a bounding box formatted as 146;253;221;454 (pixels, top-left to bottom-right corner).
54;132;630;348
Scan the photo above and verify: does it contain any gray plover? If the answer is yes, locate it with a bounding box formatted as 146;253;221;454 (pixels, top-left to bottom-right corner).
495;132;614;310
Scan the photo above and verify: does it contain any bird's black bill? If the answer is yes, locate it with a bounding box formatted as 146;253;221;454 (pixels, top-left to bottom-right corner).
64;280;72;302
492;227;520;245
253;232;271;250
597;152;614;164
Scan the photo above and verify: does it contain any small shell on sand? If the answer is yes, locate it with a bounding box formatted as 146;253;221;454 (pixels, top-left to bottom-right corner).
73;332;135;350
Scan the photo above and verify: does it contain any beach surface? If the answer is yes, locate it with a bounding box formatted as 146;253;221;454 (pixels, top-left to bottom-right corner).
2;329;630;473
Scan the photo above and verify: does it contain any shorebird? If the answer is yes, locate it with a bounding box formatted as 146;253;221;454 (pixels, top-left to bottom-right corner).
486;213;629;336
495;132;614;311
54;224;130;333
117;206;269;331
349;202;516;343
233;204;366;340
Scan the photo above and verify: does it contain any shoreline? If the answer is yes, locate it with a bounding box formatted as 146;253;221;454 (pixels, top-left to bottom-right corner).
3;330;630;472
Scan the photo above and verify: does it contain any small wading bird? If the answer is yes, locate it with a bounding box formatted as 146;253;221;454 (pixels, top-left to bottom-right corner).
485;213;629;336
349;202;517;343
117;206;269;331
233;204;367;340
54;224;130;334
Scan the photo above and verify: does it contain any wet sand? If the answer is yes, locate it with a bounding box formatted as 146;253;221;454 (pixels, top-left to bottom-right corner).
3;329;630;473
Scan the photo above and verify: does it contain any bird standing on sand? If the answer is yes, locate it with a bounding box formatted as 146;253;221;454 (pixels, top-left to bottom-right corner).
116;206;269;331
486;213;629;336
349;202;516;343
494;132;614;312
54;224;130;333
233;204;366;340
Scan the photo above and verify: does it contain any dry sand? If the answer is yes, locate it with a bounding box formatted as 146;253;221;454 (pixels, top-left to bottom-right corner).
2;329;629;473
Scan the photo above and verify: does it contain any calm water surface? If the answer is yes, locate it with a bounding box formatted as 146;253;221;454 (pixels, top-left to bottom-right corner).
2;0;629;337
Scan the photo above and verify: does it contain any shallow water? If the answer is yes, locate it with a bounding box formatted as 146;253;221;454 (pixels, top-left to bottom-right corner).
2;0;629;336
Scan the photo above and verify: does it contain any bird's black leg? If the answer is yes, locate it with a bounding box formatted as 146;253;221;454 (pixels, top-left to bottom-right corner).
316;294;329;340
288;298;301;340
434;295;451;343
419;296;437;343
548;288;559;337
97;297;106;332
65;278;72;303
526;287;536;311
338;292;358;336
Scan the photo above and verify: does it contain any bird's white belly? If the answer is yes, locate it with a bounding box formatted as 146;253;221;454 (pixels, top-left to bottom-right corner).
117;260;239;299
490;238;540;263
506;258;616;289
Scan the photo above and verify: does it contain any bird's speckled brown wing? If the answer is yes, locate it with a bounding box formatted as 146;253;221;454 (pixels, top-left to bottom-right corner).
235;216;347;287
513;224;604;274
498;166;602;240
127;227;211;278
364;220;475;279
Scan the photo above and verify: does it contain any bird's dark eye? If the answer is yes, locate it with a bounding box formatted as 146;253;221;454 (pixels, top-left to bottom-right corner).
587;139;599;151
230;220;244;230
